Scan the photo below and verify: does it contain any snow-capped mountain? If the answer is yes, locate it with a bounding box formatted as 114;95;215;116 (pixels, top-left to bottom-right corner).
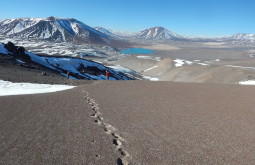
94;27;136;38
222;33;255;42
134;26;184;40
0;17;111;44
94;27;113;36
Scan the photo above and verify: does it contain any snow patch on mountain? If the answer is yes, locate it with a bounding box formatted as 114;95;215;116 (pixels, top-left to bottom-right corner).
2;18;43;35
94;27;113;36
1;19;15;25
71;23;79;34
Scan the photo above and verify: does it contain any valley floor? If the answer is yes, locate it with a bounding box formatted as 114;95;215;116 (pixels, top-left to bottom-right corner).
108;41;255;84
1;81;255;164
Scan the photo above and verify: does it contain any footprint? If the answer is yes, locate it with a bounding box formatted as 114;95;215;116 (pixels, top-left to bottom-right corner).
119;148;130;157
118;148;126;156
117;158;123;165
104;127;112;134
117;158;128;165
112;133;120;139
97;116;103;120
94;120;102;125
113;139;122;146
91;112;102;119
112;133;125;141
104;124;116;131
91;105;99;109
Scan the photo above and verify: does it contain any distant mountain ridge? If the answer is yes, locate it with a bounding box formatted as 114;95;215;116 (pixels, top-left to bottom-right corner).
222;33;255;42
0;17;111;44
1;17;255;43
95;26;185;41
94;27;136;38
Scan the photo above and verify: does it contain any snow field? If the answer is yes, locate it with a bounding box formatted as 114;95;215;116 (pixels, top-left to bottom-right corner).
0;80;75;96
239;80;255;85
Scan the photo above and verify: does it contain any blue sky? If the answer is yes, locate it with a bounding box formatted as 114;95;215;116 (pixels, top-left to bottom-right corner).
0;0;254;37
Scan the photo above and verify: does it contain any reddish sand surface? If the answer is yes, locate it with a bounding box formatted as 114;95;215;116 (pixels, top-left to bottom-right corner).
1;81;255;164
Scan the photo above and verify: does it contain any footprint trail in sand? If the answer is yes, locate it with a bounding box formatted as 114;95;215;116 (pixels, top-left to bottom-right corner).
81;90;131;165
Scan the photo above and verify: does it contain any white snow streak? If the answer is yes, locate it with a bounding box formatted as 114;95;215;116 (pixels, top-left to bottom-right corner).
0;80;75;96
144;65;159;72
174;59;185;67
174;59;193;67
143;76;159;81
239;80;255;85
197;63;209;66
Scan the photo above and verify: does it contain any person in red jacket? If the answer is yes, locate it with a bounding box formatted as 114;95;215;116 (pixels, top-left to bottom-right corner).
106;71;110;80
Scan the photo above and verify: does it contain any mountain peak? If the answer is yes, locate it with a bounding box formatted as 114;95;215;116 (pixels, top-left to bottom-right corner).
151;26;165;30
46;16;73;21
135;26;183;40
47;16;56;21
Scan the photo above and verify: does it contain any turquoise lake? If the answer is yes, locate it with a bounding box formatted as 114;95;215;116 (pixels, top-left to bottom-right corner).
120;48;154;54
